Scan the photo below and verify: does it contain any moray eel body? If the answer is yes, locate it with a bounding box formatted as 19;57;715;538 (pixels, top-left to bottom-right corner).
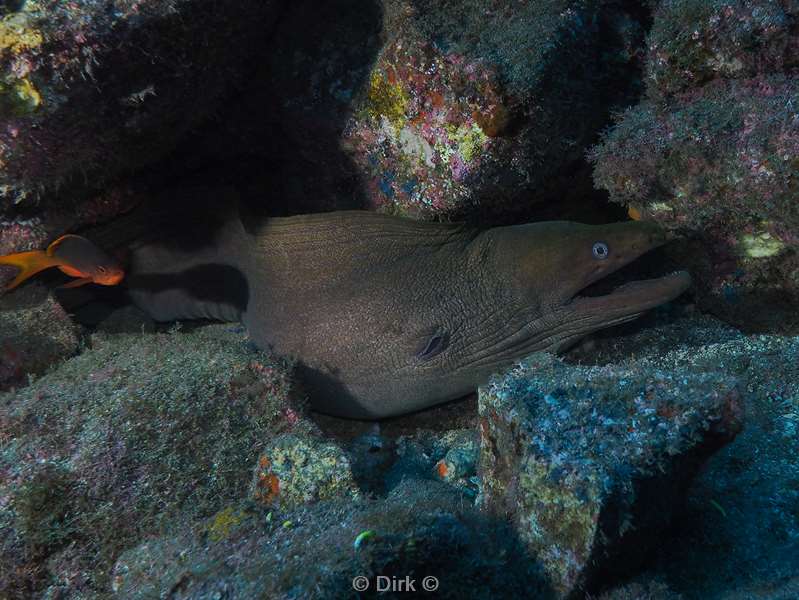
126;210;690;419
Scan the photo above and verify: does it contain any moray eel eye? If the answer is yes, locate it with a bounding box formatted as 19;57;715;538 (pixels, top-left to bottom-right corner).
592;241;609;260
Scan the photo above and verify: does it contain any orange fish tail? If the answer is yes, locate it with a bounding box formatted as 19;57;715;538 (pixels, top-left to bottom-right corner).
0;250;60;291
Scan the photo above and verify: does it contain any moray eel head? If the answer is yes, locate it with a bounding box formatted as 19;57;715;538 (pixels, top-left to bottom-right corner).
486;220;691;345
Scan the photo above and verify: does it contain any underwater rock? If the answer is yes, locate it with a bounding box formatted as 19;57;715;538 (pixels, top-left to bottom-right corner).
591;0;799;332
0;324;309;597
384;428;480;497
251;433;359;508
112;479;549;599
570;314;799;598
434;429;478;483
592;76;799;331
340;0;646;218
478;352;742;598
645;0;799;100
157;0;644;218
0;284;80;390
0;0;281;208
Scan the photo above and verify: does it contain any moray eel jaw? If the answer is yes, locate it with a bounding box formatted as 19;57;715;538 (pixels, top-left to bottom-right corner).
565;270;692;330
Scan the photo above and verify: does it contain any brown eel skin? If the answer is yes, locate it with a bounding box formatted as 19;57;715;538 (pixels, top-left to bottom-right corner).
124;207;690;419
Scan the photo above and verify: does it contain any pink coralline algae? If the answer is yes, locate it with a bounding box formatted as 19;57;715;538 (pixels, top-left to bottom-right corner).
343;40;503;217
338;0;646;219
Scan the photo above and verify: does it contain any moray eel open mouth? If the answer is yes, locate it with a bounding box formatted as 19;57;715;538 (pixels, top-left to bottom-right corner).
570;270;692;319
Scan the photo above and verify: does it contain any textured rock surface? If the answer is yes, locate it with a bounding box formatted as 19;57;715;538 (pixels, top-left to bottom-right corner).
591;0;799;331
339;0;646;219
111;480;548;599
478;352;742;597
251;433;359;508
0;284;80;390
569;314;799;599
0;0;280;207
0;324;307;598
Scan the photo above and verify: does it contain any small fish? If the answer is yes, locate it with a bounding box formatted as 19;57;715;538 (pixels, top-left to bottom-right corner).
0;234;125;292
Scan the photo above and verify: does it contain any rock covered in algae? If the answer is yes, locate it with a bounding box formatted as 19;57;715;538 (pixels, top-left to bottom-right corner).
0;324;310;598
645;0;799;100
111;479;548;599
336;0;646;218
569;313;799;598
478;352;742;598
382;427;480;497
0;284;80;391
251;433;359;509
591;0;799;332
0;0;281;207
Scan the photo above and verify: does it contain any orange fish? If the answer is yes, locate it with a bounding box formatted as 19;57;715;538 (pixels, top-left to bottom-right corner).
0;234;125;292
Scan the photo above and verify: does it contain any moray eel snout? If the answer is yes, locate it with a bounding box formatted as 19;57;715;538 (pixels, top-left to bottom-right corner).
551;221;690;328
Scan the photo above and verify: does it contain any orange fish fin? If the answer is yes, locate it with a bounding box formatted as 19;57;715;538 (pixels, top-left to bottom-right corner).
59;277;93;289
0;250;60;292
46;234;84;257
58;264;85;278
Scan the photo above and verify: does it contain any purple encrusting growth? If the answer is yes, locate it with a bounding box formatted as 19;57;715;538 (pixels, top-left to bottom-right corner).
478;352;741;598
0;0;280;208
591;0;799;331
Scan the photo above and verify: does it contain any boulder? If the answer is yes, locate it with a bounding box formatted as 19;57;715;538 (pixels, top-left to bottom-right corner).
478;352;742;598
0;0;281;207
569;314;799;598
111;480;548;599
339;0;646;218
591;0;799;331
0;284;80;390
0;324;307;597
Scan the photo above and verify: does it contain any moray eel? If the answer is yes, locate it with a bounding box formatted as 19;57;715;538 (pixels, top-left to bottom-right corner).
0;234;125;292
125;210;690;419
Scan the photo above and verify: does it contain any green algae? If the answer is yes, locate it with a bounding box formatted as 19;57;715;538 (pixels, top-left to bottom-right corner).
206;505;252;543
446;121;488;162
0;13;42;54
365;69;409;129
0;76;42;117
740;230;786;258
